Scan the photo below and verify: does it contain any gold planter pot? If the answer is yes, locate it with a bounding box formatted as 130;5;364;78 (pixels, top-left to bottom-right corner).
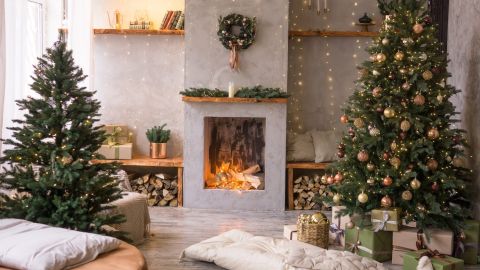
150;142;167;159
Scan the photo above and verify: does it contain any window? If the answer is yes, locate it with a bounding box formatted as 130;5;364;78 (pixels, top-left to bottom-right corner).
24;0;45;98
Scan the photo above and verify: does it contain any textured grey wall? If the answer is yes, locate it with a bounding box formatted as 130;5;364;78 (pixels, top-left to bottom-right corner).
184;0;289;90
448;1;480;218
288;0;382;134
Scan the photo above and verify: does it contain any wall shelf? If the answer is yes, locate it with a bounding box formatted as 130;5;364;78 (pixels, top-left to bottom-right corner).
289;30;378;38
182;96;288;104
93;29;185;36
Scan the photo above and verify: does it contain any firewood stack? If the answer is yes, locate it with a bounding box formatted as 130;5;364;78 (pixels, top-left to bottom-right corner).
130;173;178;207
293;174;330;210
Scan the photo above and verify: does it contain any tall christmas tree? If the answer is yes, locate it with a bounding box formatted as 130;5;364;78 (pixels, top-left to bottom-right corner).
0;41;124;235
328;0;471;233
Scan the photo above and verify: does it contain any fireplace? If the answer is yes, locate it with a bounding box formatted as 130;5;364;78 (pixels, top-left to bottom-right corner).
183;99;287;210
204;117;265;191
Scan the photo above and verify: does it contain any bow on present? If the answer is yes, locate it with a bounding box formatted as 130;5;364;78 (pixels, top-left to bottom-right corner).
373;211;398;232
416;229;426;250
420;249;445;259
329;223;344;245
454;236;465;258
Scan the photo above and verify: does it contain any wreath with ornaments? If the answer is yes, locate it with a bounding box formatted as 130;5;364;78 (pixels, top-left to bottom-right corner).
217;13;256;69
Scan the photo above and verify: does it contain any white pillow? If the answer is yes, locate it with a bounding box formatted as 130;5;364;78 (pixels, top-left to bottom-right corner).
0;219;121;270
311;130;339;163
287;131;315;162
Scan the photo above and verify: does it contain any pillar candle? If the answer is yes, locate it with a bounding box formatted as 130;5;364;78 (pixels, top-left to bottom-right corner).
228;82;235;98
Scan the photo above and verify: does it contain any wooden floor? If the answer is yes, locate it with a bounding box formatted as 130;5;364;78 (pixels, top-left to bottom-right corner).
138;207;475;270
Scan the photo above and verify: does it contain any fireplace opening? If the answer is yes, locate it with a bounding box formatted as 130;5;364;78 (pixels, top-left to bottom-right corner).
204;117;266;191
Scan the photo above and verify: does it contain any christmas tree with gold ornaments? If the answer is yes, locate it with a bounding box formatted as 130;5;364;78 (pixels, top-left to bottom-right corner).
327;0;471;233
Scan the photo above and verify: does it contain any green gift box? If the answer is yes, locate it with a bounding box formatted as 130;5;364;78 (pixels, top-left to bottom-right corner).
403;250;464;270
345;227;393;262
461;220;480;264
371;208;401;232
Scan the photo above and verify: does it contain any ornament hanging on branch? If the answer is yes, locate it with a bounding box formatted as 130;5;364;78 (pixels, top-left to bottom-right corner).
217;13;256;70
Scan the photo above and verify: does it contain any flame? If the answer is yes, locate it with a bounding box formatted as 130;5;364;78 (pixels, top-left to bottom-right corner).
205;161;256;191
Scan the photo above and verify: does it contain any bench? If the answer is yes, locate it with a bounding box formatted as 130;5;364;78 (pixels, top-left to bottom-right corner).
286;162;331;210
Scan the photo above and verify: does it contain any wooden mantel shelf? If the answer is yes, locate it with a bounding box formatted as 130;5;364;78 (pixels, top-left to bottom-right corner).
182;96;288;104
92;156;183;167
93;29;184;36
289;30;378;38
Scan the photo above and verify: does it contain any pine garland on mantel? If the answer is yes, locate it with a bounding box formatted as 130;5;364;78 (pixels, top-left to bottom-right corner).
180;86;289;99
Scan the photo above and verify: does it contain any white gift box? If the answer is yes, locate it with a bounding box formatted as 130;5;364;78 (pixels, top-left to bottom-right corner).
283;225;297;241
97;143;132;160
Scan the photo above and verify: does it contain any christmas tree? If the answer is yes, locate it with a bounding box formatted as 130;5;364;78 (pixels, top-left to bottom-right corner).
328;0;471;233
0;40;124;235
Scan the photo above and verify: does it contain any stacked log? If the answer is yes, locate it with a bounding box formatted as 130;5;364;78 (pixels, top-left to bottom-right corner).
130;173;178;207
293;174;330;210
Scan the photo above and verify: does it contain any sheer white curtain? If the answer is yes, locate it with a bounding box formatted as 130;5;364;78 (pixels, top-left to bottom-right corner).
0;0;5;151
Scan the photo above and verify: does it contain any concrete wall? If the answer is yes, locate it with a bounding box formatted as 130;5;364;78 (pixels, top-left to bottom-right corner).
288;0;382;134
448;1;480;218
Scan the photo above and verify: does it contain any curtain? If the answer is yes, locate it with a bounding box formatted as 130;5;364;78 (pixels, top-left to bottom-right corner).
0;0;5;151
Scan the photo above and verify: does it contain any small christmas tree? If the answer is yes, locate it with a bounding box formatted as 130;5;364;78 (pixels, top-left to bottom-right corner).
0;41;124;235
328;0;471;233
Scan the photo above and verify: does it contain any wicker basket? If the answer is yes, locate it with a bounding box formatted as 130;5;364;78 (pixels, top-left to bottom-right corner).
297;212;330;249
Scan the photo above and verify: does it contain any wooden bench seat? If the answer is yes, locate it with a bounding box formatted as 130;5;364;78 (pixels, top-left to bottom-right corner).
287;162;331;210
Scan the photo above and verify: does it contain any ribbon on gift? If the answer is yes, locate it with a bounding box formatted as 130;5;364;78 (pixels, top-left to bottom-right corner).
115;146;120;159
416;229;426;250
329;223;344;245
372;210;398;232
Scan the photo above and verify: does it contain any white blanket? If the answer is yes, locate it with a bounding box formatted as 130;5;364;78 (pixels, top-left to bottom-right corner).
180;229;386;270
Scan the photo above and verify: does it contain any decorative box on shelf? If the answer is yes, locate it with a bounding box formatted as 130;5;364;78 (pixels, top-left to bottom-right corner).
403;250;464;270
102;124;130;145
345;226;393;262
97;143;133;160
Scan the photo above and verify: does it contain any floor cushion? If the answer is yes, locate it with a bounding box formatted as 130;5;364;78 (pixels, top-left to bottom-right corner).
180;229;386;270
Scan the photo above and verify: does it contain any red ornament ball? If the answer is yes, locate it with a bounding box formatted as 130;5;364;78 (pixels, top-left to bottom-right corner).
340;115;349;124
334;173;344;183
381;195;393;208
414;94;426;106
383;152;390;161
431;182;439;191
327;175;335;185
357;150;370;162
399;132;407;140
338;143;345;150
337;150;345;158
383;176;393;186
427;159;439;171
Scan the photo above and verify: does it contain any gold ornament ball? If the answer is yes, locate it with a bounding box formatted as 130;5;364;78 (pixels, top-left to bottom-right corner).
376;53;387;62
437;94;444;103
372;87;383;97
354;118;365;129
427;128;440;140
402;82;411;91
410;178;421;190
400;120;411;132
383;107;396;118
413;23;424;34
452;157;464;168
381;38;390;45
399;68;408;74
311;212;326;223
357;150;369;162
402;190;413;201
419;53;428;61
427;159;439;171
333;194;342;204
402;38;414;46
383;176;393;186
367;178;375;185
381;195;393;208
394;51;405;61
358;192;369;204
390;142;398;151
390;157;401;169
340;115;349;124
321;175;328;184
61;155;73;165
422;70;433;80
372;70;381;76
369;127;380;137
346;221;355;229
367;163;375;171
414;94;426;106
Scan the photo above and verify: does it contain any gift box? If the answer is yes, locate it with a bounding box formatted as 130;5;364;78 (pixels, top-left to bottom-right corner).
284;225;298;241
102;124;130;145
403;250;464;270
371;208;401;232
332;206;350;229
345;227;393;262
329;223;345;247
459;220;480;264
97;143;132;160
393;227;454;256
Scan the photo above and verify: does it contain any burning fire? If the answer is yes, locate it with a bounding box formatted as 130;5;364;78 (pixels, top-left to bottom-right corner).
205;161;262;190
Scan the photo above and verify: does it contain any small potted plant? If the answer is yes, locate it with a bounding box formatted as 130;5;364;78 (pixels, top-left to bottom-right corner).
146;124;170;159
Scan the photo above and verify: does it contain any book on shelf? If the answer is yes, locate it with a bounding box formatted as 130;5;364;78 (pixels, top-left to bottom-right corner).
160;10;184;30
175;13;185;30
161;11;174;29
160;11;170;29
171;11;182;29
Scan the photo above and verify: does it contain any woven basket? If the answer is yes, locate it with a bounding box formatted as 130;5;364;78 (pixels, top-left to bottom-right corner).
297;212;330;249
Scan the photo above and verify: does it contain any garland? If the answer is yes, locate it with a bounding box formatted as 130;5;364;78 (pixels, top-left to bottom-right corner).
217;13;256;70
180;86;289;99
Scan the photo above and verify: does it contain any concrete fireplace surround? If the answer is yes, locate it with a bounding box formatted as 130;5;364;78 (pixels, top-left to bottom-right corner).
183;100;287;210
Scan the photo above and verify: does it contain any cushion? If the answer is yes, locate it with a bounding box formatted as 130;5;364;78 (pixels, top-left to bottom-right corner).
287;131;315;162
311;130;339;163
181;229;386;270
0;219;121;270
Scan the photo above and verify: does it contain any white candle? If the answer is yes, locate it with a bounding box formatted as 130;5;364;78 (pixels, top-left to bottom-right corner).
228;82;235;98
317;0;321;14
324;0;328;13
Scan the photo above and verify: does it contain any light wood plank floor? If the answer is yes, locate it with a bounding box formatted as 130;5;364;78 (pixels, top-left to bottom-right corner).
138;207;475;270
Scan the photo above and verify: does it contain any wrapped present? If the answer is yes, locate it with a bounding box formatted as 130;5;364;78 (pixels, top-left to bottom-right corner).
371;208;401;232
393;228;454;256
456;220;480;264
403;249;464;270
329;223;345;247
332;206;350;229
97;143;132;160
345;226;393;262
102;124;131;145
284;225;298;241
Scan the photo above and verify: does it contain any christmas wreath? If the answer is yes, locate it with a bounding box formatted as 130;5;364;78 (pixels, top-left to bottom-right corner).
217;13;256;70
